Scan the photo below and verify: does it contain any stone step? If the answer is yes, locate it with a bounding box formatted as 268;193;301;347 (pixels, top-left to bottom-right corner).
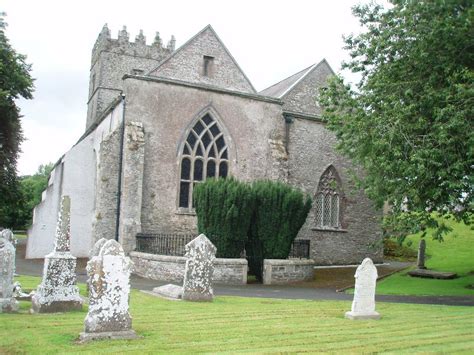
408;269;457;279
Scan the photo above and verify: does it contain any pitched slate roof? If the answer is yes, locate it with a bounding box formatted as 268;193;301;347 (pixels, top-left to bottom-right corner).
259;59;333;98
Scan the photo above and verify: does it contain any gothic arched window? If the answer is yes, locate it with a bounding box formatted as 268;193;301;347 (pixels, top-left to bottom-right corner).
178;113;229;209
314;166;343;229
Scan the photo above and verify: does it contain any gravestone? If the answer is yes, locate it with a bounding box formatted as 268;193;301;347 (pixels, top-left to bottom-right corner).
0;229;17;246
31;196;83;313
345;258;380;320
417;239;426;269
79;239;137;342
182;234;216;302
0;237;18;313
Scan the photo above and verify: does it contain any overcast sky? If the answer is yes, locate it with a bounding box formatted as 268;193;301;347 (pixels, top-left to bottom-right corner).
3;0;367;175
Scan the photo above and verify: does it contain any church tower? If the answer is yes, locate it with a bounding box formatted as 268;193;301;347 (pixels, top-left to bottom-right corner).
85;24;176;130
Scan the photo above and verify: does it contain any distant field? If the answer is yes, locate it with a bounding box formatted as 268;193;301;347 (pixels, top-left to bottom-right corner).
1;275;473;353
377;218;474;296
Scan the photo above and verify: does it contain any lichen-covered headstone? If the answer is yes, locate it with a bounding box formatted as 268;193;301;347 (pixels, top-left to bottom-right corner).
0;229;17;246
345;258;380;320
79;239;137;342
417;239;427;270
31;196;83;313
0;237;18;313
182;234;216;302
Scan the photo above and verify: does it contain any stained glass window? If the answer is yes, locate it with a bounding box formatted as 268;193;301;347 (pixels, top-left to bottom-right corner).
314;166;342;229
178;113;229;209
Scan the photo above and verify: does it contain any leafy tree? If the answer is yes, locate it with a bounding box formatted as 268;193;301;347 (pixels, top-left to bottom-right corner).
0;12;34;228
17;163;54;228
319;0;473;241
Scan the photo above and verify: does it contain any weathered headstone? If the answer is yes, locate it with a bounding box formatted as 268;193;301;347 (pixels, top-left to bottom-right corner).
345;258;380;320
0;229;17;246
0;237;18;313
79;239;137;342
31;196;83;313
417;239;426;269
182;234;216;302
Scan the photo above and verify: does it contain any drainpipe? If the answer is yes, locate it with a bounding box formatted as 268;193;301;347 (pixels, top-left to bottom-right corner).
115;93;126;242
284;114;293;154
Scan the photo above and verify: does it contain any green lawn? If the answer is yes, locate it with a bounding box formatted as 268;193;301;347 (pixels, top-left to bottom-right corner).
377;218;474;296
1;276;473;353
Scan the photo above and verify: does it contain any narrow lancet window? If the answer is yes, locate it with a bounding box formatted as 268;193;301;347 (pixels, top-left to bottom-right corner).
314;166;343;229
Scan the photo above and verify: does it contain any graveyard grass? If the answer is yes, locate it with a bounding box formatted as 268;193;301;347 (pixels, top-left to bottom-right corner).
376;218;474;296
1;276;473;353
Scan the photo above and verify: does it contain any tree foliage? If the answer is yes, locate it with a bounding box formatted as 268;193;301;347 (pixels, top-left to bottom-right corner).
247;181;312;280
194;178;311;280
193;178;255;258
319;0;473;240
0;13;34;228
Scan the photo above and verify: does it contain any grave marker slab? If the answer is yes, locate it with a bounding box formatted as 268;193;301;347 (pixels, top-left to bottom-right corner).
31;196;83;313
79;239;138;342
0;237;18;313
345;258;380;320
182;234;216;302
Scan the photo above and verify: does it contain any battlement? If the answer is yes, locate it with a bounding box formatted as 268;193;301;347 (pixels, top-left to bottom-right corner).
91;24;175;67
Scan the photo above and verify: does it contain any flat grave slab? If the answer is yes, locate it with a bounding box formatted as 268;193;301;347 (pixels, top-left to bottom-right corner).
408;269;457;279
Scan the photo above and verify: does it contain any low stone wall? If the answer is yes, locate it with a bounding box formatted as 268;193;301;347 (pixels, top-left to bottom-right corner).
263;259;315;285
130;251;247;285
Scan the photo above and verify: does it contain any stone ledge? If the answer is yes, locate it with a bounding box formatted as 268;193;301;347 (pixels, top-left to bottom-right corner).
78;330;139;343
130;251;186;263
264;259;315;266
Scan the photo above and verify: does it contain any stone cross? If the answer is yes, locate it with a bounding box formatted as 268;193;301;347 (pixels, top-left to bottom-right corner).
31;195;83;313
0;237;18;313
182;234;217;302
345;258;380;320
417;239;427;270
79;239;137;342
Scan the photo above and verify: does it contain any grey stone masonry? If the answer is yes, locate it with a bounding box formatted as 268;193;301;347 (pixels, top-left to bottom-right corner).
0;229;17;246
130;252;248;285
345;258;380;320
80;239;137;342
119;121;145;253
31;196;83;313
263;259;315;285
182;234;217;302
86;24;174;129
0;237;18;313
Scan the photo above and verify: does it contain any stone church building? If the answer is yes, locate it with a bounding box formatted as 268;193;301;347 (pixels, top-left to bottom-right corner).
26;24;383;265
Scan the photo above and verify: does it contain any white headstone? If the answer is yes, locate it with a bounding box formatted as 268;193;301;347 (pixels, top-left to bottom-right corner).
79;239;137;342
31;196;83;313
345;258;380;320
182;234;216;302
0;237;18;313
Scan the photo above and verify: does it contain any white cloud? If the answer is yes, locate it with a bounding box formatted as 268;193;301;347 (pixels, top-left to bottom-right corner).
3;0;367;175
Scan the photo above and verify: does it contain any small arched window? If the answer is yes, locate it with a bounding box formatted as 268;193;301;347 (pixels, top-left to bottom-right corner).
178;113;229;209
314;166;342;229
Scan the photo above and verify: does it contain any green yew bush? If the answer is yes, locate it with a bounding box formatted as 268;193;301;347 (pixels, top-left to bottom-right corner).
193;178;255;258
194;178;311;280
248;181;312;280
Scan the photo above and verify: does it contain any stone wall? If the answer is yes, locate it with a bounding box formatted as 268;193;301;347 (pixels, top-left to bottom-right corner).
262;259;315;285
27;102;123;258
123;76;285;235
86;25;173;130
150;26;255;93
130;251;248;285
288;118;383;265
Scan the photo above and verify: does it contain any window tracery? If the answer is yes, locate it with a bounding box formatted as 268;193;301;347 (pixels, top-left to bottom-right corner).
314;166;342;229
178;113;229;209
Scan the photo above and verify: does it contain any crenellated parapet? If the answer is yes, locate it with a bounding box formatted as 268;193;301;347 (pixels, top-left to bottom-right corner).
91;24;175;67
